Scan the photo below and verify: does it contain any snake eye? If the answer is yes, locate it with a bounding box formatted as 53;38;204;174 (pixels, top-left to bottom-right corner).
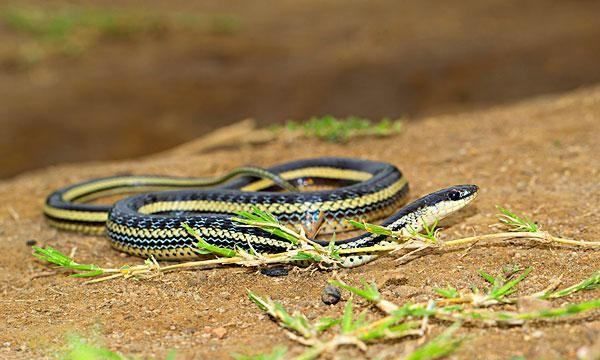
446;185;478;201
448;190;462;201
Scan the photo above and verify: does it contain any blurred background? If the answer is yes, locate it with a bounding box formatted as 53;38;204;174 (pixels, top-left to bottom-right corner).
1;0;600;179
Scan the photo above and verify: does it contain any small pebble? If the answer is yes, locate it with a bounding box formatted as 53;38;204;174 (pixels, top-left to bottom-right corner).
212;327;227;339
321;284;341;305
25;239;37;246
260;267;288;277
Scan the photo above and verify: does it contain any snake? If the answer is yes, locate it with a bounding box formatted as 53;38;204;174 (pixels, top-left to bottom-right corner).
44;157;478;267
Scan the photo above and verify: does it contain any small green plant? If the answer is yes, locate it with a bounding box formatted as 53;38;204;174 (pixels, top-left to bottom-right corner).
281;115;403;143
497;206;539;232
477;266;533;303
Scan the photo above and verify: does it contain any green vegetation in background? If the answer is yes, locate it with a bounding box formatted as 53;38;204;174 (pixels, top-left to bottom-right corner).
0;5;240;65
281;115;403;143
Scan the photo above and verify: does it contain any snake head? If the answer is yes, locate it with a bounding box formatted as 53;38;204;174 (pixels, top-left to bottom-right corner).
445;184;479;202
411;184;479;221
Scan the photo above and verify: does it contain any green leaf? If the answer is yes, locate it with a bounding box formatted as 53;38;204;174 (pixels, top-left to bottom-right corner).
247;290;270;312
32;246;104;276
478;270;496;284
70;270;105;278
341;297;355;334
182;223;237;258
232;206;299;245
346;219;394;236
546;271;600;299
291;252;322;262
329;279;381;303
492;267;532;299
434;286;459;299
404;323;463;360
315;317;340;333
496;206;539;232
232;346;287;360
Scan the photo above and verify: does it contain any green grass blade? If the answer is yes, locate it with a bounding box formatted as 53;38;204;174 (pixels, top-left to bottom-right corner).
232;346;287;360
491;267;532;299
32;246;104;275
546;271;600;299
182;223;237;257
341;297;355;334
403;323;463;360
329;279;381;303
434;286;460;299
346;219;394;236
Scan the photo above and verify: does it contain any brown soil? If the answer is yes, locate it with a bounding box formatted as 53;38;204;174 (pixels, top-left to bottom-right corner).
1;87;599;359
2;0;600;178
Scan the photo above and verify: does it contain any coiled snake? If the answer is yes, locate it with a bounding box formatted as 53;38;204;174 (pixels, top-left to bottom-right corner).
44;157;478;267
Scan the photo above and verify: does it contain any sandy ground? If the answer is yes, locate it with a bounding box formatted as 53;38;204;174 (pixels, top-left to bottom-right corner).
0;87;599;359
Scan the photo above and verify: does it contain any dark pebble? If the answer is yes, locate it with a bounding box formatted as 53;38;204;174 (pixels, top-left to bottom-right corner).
260;267;289;277
321;284;341;305
25;239;37;246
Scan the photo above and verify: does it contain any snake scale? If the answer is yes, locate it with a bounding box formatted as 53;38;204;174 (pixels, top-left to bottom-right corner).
44;157;478;267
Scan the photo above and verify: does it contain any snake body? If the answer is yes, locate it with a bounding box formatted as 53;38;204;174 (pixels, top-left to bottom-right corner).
45;157;478;267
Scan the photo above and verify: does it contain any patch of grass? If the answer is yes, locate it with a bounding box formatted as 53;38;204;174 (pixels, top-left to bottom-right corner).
0;5;240;65
281;115;403;143
238;268;598;358
61;335;177;360
245;290;424;360
0;6;170;48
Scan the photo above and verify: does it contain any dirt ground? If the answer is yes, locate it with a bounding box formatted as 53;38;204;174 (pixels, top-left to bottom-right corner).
2;0;600;178
0;86;599;359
